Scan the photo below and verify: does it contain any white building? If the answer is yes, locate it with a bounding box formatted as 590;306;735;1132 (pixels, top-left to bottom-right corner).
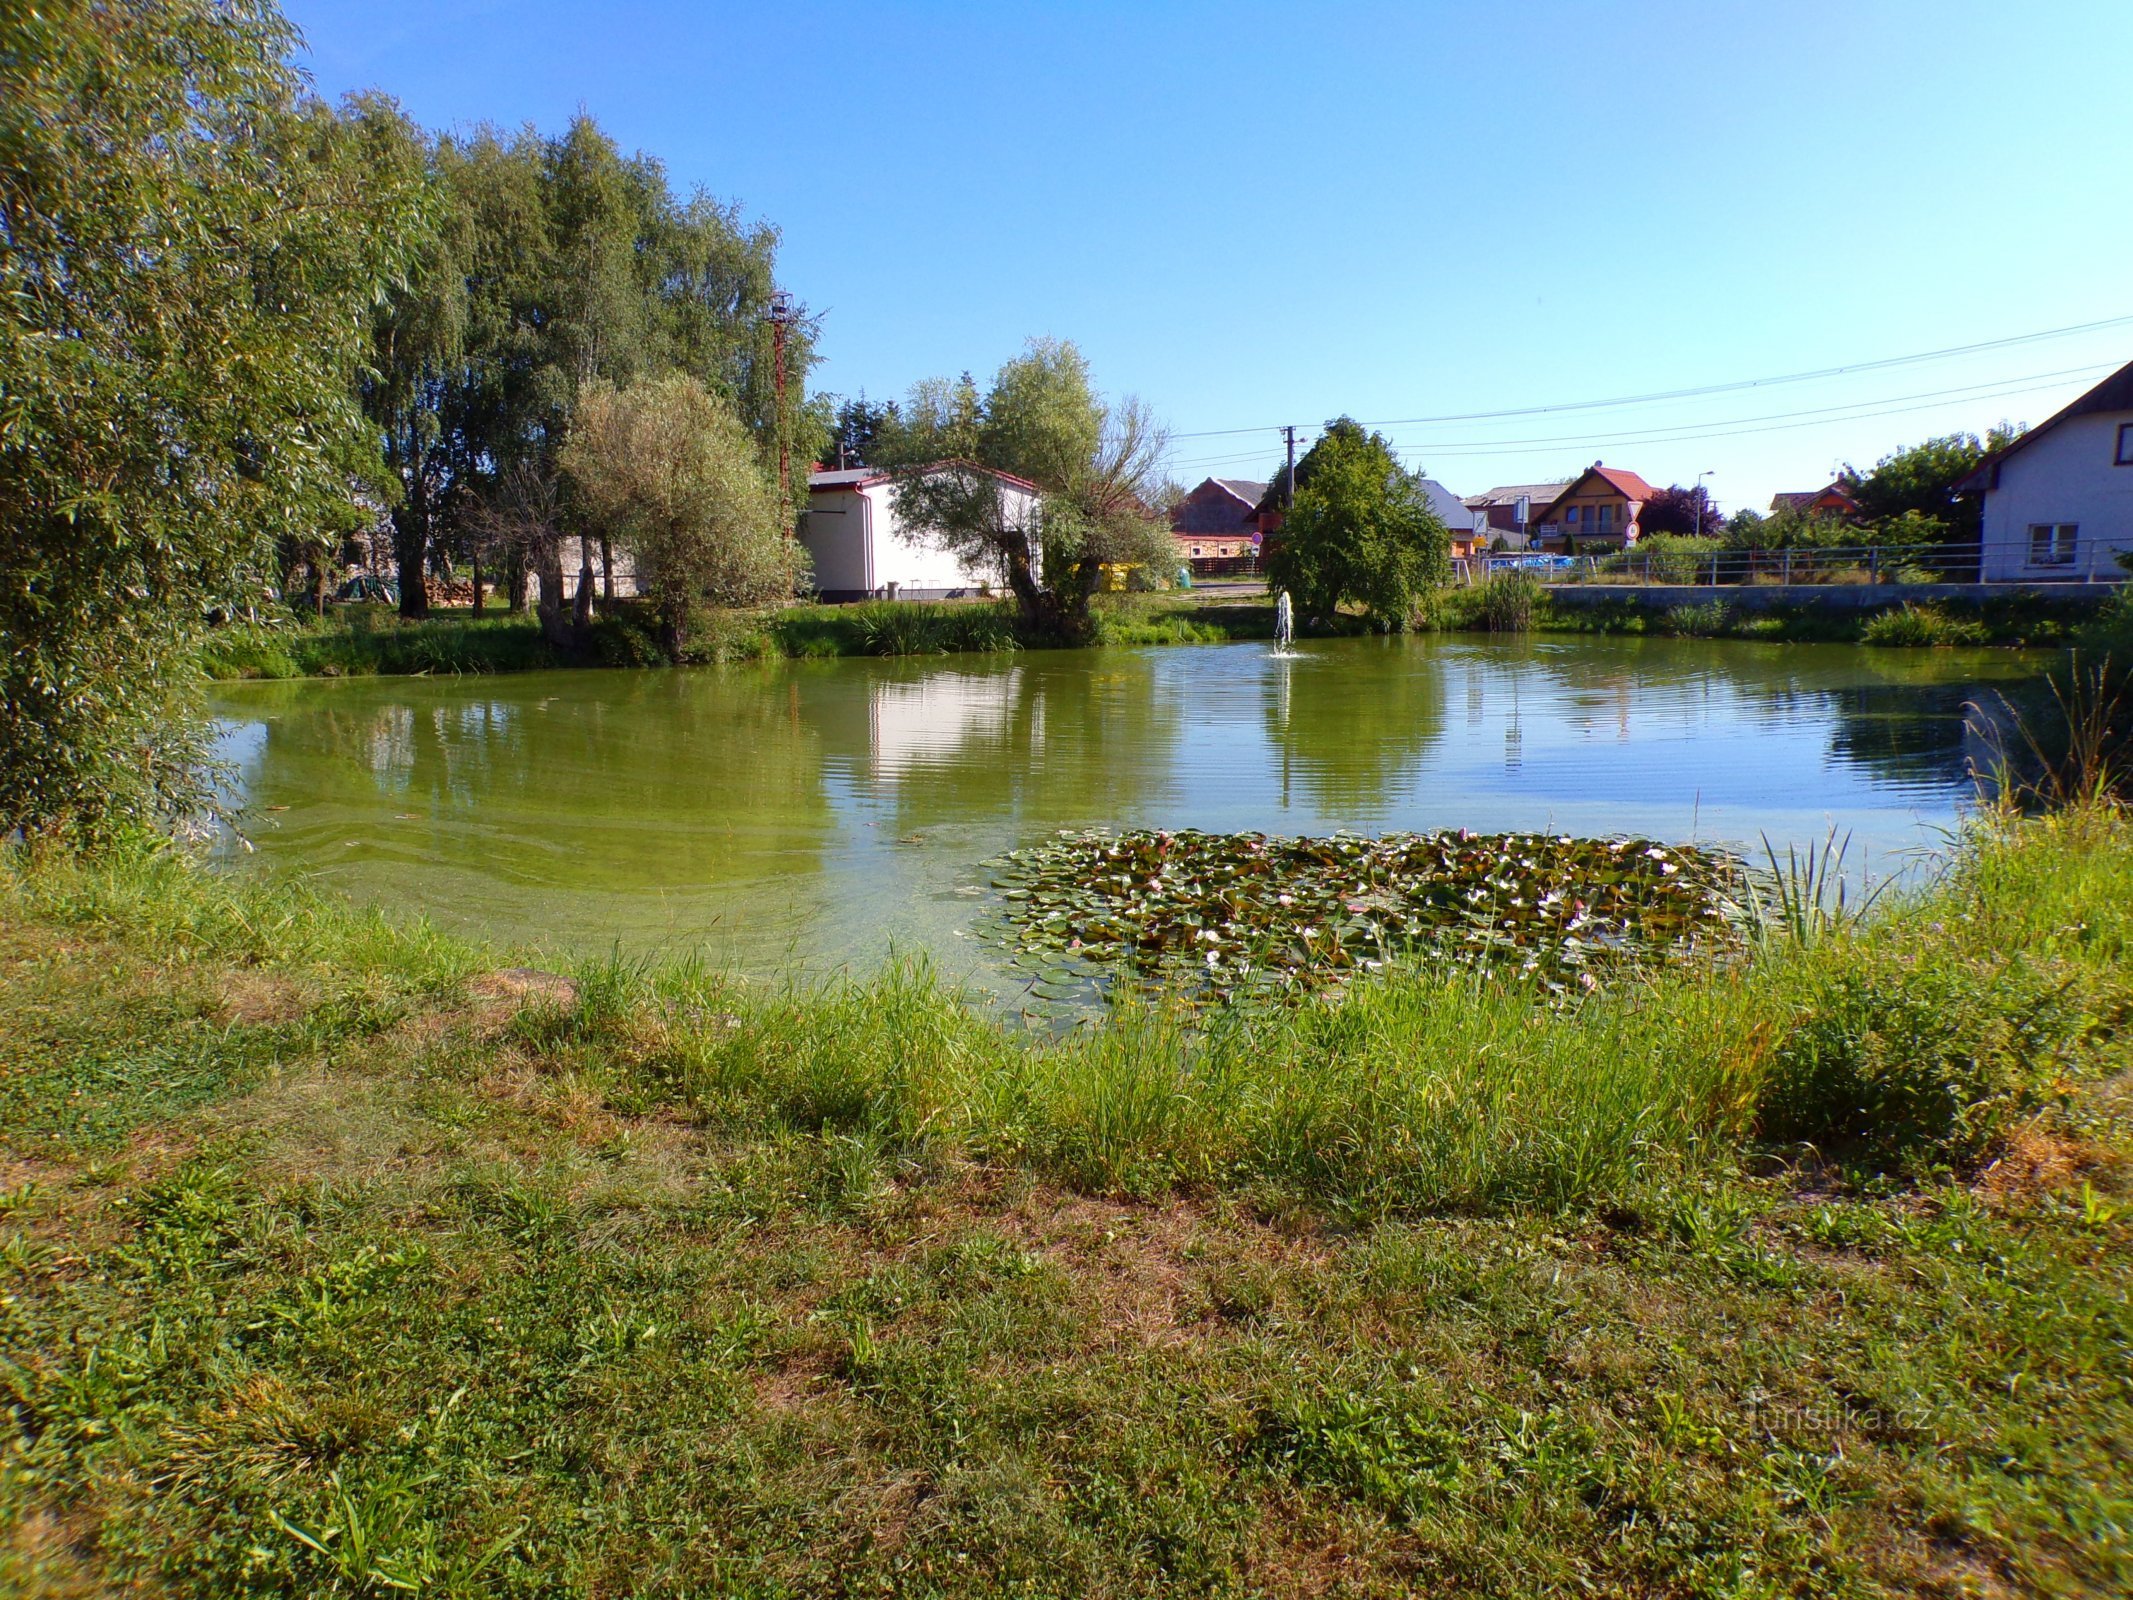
801;463;1041;601
1963;361;2133;583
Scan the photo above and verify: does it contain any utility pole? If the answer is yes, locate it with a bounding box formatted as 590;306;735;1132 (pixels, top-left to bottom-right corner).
769;291;795;520
1282;424;1297;509
1694;469;1715;539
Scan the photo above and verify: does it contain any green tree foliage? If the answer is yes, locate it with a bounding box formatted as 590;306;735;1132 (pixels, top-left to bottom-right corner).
1264;420;1450;628
0;0;418;839
1721;507;1856;551
819;395;900;469
563;376;803;654
882;341;1173;638
363;114;818;618
1846;427;2021;541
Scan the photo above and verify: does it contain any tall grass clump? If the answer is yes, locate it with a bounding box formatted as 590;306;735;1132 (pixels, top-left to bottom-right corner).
199;609;559;679
1660;600;1732;638
1861;602;1989;648
1473;569;1542;633
1968;654;2130;810
828;601;1019;656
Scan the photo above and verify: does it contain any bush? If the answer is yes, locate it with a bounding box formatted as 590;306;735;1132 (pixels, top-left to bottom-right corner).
1616;535;1721;585
1760;942;2112;1170
1860;603;1989;648
587;610;667;668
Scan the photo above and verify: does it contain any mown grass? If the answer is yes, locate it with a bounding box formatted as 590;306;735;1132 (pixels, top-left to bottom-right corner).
3;819;2129;1595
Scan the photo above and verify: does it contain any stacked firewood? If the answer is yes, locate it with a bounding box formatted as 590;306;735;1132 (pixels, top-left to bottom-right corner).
425;578;483;606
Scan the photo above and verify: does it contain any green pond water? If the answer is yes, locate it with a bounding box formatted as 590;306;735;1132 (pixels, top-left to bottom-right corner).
211;634;2041;998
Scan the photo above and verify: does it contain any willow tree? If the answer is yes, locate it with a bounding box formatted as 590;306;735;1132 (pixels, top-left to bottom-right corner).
881;339;1172;639
0;0;417;838
562;375;803;656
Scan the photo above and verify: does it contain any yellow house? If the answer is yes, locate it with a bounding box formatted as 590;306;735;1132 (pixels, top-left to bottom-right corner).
1531;462;1656;551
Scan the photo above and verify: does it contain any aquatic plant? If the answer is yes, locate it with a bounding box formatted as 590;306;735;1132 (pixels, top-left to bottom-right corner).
1661;600;1732;638
1474;570;1541;632
984;827;1744;1006
1861;602;1989;648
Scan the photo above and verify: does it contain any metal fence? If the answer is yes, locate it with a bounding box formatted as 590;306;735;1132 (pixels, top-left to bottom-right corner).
1465;541;2115;588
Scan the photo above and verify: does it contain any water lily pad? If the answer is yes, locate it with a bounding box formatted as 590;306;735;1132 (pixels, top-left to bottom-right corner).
979;827;1746;1009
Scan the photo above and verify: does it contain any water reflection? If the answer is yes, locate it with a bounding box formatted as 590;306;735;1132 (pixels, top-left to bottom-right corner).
212;635;2044;975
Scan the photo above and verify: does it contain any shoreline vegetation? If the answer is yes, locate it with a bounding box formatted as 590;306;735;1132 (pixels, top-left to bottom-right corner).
3;806;2130;1593
199;582;2117;681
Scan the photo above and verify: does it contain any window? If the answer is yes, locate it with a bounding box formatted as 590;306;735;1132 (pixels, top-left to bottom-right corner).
1596;505;1614;533
1565;506;1582;527
2027;523;2078;566
2117;422;2133;465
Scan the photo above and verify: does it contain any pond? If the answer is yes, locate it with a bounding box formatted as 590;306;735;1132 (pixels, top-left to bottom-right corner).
212;634;2041;999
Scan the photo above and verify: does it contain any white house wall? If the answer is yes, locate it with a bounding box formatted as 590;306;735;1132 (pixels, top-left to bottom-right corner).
1980;413;2133;582
800;490;872;593
865;481;1042;595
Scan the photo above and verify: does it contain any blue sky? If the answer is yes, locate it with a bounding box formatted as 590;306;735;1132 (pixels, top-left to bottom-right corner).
285;0;2132;512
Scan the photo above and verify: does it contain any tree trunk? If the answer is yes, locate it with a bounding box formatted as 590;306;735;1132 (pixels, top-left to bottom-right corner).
535;550;572;649
599;532;615;606
393;467;430;618
507;552;528;613
573;542;596;634
469;548;485;617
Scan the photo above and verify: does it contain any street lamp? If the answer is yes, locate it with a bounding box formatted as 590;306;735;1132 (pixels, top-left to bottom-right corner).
1694;470;1716;538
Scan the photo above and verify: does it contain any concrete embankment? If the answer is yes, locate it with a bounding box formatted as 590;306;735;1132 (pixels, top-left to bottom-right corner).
1543;581;2116;612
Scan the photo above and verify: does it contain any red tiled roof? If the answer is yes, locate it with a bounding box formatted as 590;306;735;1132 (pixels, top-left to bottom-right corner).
1588;465;1655;501
1532;463;1655;524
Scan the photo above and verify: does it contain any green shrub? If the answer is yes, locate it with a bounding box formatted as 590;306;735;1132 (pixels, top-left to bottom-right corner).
1616;535;1721;585
587;611;666;668
1760;942;2116;1171
1860;603;1989;648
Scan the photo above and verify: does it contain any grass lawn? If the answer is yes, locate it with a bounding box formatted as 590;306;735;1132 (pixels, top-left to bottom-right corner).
1;813;2129;1596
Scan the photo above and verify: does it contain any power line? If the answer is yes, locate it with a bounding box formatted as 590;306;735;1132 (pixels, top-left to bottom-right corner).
1157;363;2106;473
1163;311;2133;441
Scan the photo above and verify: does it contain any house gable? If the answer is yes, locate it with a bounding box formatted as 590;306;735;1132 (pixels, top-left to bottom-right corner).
1958;359;2133;494
1532;463;1655;544
1172;476;1267;537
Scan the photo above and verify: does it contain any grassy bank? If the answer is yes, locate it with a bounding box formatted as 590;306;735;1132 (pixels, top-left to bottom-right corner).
197;596;1281;680
3;812;2130;1595
1429;579;2098;649
197;583;2097;682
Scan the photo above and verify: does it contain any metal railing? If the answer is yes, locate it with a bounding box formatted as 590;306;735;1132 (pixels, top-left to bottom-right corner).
1467;541;2116;588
